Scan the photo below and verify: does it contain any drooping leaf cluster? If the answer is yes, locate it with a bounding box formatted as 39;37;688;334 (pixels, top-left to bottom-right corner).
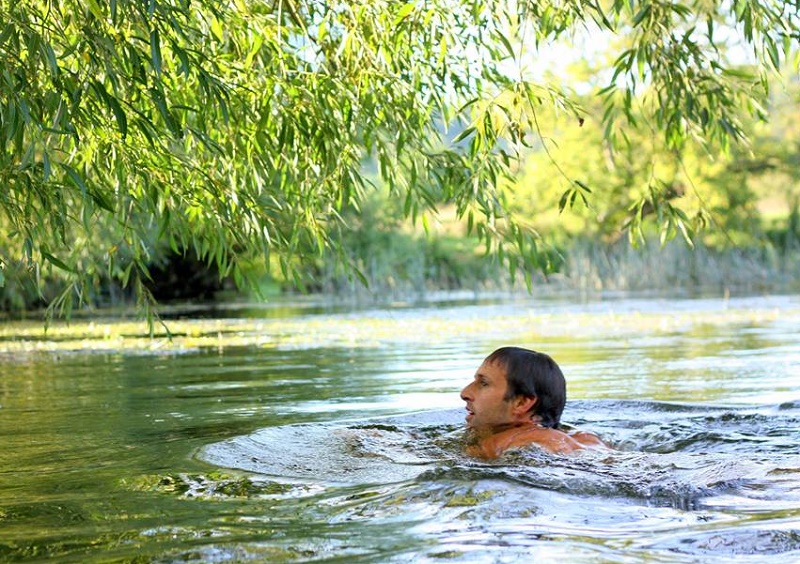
0;0;797;317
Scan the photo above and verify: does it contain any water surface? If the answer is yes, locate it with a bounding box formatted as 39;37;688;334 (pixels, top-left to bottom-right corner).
1;292;799;561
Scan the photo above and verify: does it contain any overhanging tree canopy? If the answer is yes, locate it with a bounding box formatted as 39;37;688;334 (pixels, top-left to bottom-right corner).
1;0;798;316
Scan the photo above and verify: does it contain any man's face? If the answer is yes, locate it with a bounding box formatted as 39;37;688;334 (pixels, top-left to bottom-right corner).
460;359;516;433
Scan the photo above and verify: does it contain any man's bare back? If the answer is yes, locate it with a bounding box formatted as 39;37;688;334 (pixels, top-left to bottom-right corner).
465;423;606;459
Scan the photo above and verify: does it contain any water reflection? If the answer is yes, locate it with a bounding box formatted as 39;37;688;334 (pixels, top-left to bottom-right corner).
1;293;800;561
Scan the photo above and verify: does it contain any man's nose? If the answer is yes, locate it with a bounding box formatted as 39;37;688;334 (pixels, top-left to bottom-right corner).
460;384;472;401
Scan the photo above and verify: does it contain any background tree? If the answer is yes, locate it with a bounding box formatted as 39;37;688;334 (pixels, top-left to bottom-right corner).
1;0;798;320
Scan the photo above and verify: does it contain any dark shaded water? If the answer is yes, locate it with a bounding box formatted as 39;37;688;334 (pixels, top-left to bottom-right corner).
1;293;799;562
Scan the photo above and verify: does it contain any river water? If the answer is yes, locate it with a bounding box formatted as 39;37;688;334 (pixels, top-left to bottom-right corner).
1;292;799;562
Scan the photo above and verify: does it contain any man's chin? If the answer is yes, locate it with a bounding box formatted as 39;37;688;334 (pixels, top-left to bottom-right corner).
465;422;494;439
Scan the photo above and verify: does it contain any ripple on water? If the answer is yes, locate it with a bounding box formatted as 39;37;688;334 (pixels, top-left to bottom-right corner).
188;401;800;560
198;402;800;510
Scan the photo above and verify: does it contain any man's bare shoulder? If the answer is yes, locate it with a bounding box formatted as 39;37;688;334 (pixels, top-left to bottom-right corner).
567;429;608;449
466;425;608;459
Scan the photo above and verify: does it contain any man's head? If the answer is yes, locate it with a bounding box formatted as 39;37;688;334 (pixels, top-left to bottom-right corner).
460;347;566;432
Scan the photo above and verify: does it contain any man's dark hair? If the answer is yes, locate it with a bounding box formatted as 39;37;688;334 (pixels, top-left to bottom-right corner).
485;346;566;428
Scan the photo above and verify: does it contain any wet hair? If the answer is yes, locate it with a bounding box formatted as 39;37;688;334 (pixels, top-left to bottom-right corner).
485;346;566;429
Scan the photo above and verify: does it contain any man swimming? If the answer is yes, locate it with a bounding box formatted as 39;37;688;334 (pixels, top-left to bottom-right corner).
460;346;606;459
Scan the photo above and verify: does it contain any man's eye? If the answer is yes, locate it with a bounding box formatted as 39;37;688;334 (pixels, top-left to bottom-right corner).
480;380;488;387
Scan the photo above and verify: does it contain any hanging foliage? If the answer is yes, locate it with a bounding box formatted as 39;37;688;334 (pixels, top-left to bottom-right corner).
0;0;797;319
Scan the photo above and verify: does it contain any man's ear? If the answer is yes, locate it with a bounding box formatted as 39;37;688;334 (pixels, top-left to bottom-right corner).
512;395;537;416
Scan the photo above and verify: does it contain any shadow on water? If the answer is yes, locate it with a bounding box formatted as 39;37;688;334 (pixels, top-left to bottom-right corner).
195;400;800;559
